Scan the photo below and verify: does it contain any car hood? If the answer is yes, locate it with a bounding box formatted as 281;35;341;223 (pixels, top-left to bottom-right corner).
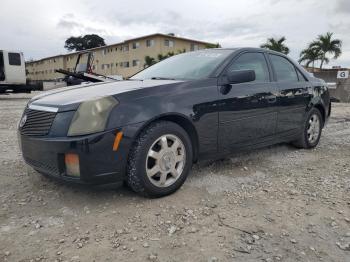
29;79;183;111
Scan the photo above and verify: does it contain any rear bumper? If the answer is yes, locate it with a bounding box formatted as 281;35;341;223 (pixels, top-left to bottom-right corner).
18;124;142;185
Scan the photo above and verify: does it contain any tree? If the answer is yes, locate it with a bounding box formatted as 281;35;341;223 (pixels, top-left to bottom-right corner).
260;37;290;54
64;34;106;51
157;54;166;61
298;46;323;69
205;43;221;49
144;56;156;68
145;51;182;68
309;32;342;69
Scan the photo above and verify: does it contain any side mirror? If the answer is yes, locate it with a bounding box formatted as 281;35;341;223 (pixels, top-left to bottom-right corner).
226;70;256;84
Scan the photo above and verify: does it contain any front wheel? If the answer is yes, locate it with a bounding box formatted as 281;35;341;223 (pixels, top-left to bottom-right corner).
292;108;323;149
127;121;193;198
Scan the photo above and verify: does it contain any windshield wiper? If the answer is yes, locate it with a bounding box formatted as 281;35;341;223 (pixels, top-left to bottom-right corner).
150;77;176;80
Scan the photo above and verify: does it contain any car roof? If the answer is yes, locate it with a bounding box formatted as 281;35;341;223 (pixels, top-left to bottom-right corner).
209;47;284;55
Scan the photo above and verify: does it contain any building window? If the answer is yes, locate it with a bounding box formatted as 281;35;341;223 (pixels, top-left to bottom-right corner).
122;61;129;68
123;45;129;52
8;53;21;66
132;60;140;67
132;42;140;49
146;39;155;47
102;64;110;70
164;39;174;47
102;49;107;55
190;44;199;51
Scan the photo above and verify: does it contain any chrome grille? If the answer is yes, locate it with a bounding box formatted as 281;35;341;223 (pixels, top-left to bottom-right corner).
20;109;56;136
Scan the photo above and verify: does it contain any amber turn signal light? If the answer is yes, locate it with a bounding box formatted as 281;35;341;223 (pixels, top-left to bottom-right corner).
113;132;123;151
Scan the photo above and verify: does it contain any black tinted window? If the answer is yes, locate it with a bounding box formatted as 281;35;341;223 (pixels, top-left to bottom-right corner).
270;55;298;82
228;52;269;82
8;53;21;66
296;69;306;82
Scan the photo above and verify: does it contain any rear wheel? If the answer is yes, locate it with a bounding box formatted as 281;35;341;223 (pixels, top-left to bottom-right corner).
292;108;323;149
127;121;193;197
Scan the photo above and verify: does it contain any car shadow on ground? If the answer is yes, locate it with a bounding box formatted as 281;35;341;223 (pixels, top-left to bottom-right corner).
24;142;297;202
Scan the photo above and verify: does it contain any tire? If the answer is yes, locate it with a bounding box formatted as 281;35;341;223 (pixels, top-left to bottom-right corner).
126;121;193;198
292;107;323;149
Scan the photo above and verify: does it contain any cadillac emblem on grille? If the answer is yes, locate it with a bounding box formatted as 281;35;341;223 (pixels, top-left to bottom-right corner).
19;114;27;128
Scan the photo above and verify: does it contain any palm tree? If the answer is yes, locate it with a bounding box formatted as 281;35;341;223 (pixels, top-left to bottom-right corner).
298;47;323;70
309;32;342;69
260;37;290;54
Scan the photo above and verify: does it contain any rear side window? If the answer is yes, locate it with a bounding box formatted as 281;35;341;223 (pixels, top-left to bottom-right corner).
8;53;21;66
270;54;298;82
228;52;270;82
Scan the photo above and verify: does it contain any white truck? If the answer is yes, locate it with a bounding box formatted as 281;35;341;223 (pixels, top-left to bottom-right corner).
0;50;35;93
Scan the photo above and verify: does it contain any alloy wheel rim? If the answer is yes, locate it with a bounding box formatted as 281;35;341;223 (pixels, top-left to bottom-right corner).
146;134;186;188
307;114;320;144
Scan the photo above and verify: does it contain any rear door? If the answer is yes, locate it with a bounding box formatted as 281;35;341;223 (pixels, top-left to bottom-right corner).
268;54;311;136
217;51;278;152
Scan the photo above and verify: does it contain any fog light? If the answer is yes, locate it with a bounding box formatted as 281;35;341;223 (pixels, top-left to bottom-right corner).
65;153;80;177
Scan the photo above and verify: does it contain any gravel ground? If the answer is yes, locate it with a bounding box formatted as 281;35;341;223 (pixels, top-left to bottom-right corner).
0;92;349;262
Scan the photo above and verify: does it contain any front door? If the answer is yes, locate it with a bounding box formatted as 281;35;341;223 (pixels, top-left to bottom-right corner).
218;52;278;152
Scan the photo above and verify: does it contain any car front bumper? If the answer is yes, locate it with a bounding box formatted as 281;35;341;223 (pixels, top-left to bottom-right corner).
18;124;141;185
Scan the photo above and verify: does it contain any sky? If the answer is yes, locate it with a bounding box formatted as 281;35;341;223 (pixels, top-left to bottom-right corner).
1;0;349;68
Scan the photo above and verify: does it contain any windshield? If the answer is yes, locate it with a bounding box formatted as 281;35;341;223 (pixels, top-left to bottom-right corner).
131;49;233;80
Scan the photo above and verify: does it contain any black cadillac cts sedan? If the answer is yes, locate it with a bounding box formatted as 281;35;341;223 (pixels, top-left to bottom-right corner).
18;48;331;197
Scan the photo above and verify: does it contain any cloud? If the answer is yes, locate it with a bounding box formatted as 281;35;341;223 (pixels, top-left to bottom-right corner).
57;14;109;36
0;0;349;67
334;0;350;13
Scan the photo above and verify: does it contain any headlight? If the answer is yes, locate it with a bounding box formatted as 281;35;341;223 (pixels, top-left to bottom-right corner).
68;96;118;136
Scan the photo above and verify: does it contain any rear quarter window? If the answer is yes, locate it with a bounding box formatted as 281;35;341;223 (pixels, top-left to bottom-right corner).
8;53;21;66
296;69;307;82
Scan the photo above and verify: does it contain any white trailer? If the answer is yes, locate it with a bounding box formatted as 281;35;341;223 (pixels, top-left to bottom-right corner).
0;50;34;93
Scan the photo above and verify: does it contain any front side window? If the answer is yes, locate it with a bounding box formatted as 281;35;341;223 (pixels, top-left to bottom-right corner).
227;52;270;82
8;53;21;66
270;54;298;82
131;49;232;80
